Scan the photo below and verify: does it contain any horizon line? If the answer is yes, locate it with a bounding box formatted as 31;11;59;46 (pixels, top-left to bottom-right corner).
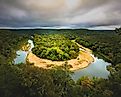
0;26;119;30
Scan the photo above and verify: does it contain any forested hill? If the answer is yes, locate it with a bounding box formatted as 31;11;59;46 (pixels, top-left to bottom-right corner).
0;28;115;35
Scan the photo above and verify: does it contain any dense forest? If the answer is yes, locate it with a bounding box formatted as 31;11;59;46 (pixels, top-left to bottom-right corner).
0;28;121;97
74;31;121;65
32;34;79;61
0;30;28;65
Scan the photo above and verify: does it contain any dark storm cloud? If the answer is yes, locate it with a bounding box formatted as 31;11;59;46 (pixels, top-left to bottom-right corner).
0;0;121;29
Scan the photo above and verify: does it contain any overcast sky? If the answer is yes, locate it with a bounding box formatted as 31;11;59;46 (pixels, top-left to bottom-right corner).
0;0;121;29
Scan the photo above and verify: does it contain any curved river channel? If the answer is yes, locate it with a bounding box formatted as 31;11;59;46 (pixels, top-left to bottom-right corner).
14;40;111;80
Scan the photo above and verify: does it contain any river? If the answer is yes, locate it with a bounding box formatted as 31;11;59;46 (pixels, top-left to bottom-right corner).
71;56;110;80
14;39;111;80
14;40;34;64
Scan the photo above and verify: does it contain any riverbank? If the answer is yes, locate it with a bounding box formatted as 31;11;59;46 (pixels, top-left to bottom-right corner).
26;47;94;71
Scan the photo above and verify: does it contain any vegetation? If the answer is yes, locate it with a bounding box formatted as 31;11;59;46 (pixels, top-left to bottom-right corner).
115;27;121;35
0;29;121;97
0;30;28;65
32;34;79;61
73;30;121;65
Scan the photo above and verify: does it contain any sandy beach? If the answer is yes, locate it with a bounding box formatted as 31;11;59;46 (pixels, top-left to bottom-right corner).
26;46;94;71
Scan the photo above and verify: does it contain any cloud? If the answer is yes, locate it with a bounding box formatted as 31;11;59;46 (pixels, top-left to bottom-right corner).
0;0;121;29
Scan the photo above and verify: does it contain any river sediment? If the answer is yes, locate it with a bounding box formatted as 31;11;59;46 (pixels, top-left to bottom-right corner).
27;46;94;71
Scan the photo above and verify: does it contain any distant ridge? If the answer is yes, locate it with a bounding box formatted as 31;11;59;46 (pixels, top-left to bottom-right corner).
0;26;115;31
0;26;86;30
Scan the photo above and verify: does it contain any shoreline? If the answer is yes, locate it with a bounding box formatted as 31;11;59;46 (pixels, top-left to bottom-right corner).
26;48;94;71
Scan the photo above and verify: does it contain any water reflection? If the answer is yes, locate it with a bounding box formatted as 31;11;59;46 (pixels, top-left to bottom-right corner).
72;56;111;80
14;40;34;64
28;40;34;51
14;51;28;64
